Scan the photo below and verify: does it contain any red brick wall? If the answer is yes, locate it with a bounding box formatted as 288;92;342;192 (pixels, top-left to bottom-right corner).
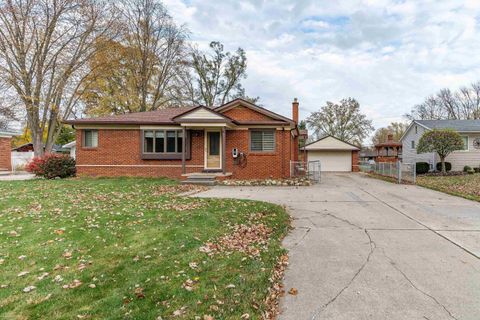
223;106;273;121
225;129;291;179
75;128;294;179
0;137;12;171
75;129;205;178
351;150;359;172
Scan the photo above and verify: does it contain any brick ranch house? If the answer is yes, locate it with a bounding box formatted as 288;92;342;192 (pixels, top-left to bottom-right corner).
65;98;301;180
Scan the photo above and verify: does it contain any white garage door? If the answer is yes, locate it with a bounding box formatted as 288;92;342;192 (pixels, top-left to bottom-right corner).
308;151;352;172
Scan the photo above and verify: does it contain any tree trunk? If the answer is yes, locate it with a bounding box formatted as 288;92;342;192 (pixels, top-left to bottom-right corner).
440;156;446;174
33;129;44;157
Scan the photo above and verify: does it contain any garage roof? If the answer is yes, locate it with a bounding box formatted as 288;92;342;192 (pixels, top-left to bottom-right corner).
303;135;360;151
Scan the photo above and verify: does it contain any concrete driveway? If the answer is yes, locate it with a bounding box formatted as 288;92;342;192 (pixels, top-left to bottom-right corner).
196;173;480;320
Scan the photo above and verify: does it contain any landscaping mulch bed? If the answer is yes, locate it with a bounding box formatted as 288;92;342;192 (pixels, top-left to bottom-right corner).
221;177;312;186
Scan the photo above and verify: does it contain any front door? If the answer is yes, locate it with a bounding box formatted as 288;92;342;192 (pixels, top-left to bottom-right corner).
206;131;221;169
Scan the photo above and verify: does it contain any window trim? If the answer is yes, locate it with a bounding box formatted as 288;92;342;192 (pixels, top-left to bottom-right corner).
411;140;415;149
141;129;191;160
249;129;276;152
82;129;98;148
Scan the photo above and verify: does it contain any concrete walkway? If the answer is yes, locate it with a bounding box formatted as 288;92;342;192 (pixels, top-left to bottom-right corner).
0;173;35;181
196;173;480;320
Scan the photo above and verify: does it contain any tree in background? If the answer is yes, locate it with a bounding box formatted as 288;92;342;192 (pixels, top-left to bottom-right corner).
190;41;247;107
80;0;188;115
306;98;374;146
417;129;464;173
371;122;409;145
407;82;480;120
0;0;117;155
55;126;76;146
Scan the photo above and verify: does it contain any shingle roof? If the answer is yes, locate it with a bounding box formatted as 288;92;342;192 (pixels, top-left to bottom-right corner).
416;120;480;132
64;107;195;125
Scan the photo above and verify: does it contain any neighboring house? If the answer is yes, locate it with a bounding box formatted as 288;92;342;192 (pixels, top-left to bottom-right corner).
359;149;377;162
64;98;300;180
374;134;402;163
62;141;76;159
12;143;65;153
302;135;360;172
401;120;480;171
0;130;18;171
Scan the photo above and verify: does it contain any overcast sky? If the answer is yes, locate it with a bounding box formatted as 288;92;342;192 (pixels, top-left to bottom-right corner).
164;0;480;136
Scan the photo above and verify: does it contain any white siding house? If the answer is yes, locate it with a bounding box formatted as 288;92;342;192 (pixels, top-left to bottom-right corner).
400;120;480;171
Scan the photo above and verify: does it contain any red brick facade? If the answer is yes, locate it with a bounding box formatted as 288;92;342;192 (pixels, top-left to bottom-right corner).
75;104;297;179
351;150;360;172
223;106;272;121
0;137;12;171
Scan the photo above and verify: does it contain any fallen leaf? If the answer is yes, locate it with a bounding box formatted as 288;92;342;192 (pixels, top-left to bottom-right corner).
23;285;36;293
288;288;298;295
134;287;145;299
63;279;82;289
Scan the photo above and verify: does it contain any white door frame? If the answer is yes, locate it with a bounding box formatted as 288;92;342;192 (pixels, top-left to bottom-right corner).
204;129;222;170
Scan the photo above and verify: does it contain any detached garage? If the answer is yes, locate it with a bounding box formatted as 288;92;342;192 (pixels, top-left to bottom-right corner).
303;136;360;172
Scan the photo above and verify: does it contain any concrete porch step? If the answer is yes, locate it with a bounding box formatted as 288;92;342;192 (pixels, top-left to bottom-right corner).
181;173;217;186
181;179;216;186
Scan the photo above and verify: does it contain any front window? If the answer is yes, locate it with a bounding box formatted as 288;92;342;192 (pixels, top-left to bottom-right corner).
143;129;183;153
83;130;98;148
411;140;415;149
250;130;275;152
461;136;469;151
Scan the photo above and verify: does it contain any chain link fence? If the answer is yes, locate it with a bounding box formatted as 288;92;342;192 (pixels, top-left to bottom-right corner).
290;160;321;183
359;161;416;184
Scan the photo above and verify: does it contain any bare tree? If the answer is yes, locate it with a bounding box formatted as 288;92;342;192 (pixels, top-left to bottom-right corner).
0;0;117;155
191;41;247;107
306;98;374;146
121;0;188;111
371;121;409;145
0;81;19;129
406;81;480;120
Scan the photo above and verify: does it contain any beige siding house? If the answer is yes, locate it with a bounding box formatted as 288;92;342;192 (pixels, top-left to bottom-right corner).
400;120;480;171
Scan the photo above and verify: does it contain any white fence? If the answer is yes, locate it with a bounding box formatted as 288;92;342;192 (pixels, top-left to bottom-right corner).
11;152;34;172
359;161;416;184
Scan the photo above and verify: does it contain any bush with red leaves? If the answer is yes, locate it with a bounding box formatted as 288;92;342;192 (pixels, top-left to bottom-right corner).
26;154;76;179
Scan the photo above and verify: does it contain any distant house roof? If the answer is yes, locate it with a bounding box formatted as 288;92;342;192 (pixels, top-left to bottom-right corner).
0;130;20;137
63;141;76;148
12;142;64;152
415;120;480;132
360;150;377;158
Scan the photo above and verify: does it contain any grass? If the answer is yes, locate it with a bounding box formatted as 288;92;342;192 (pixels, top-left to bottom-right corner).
0;178;290;319
417;173;480;202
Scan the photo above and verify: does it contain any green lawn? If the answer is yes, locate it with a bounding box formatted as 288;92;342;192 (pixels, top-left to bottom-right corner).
417;174;480;202
0;178;289;319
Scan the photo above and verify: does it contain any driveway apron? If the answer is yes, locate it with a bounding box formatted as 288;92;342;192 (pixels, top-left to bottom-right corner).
195;173;480;320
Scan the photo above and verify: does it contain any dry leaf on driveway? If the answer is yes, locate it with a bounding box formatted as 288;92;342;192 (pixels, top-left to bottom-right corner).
288;288;298;295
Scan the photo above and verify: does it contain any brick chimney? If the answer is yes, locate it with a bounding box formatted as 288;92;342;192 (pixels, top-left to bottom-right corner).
292;98;299;124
